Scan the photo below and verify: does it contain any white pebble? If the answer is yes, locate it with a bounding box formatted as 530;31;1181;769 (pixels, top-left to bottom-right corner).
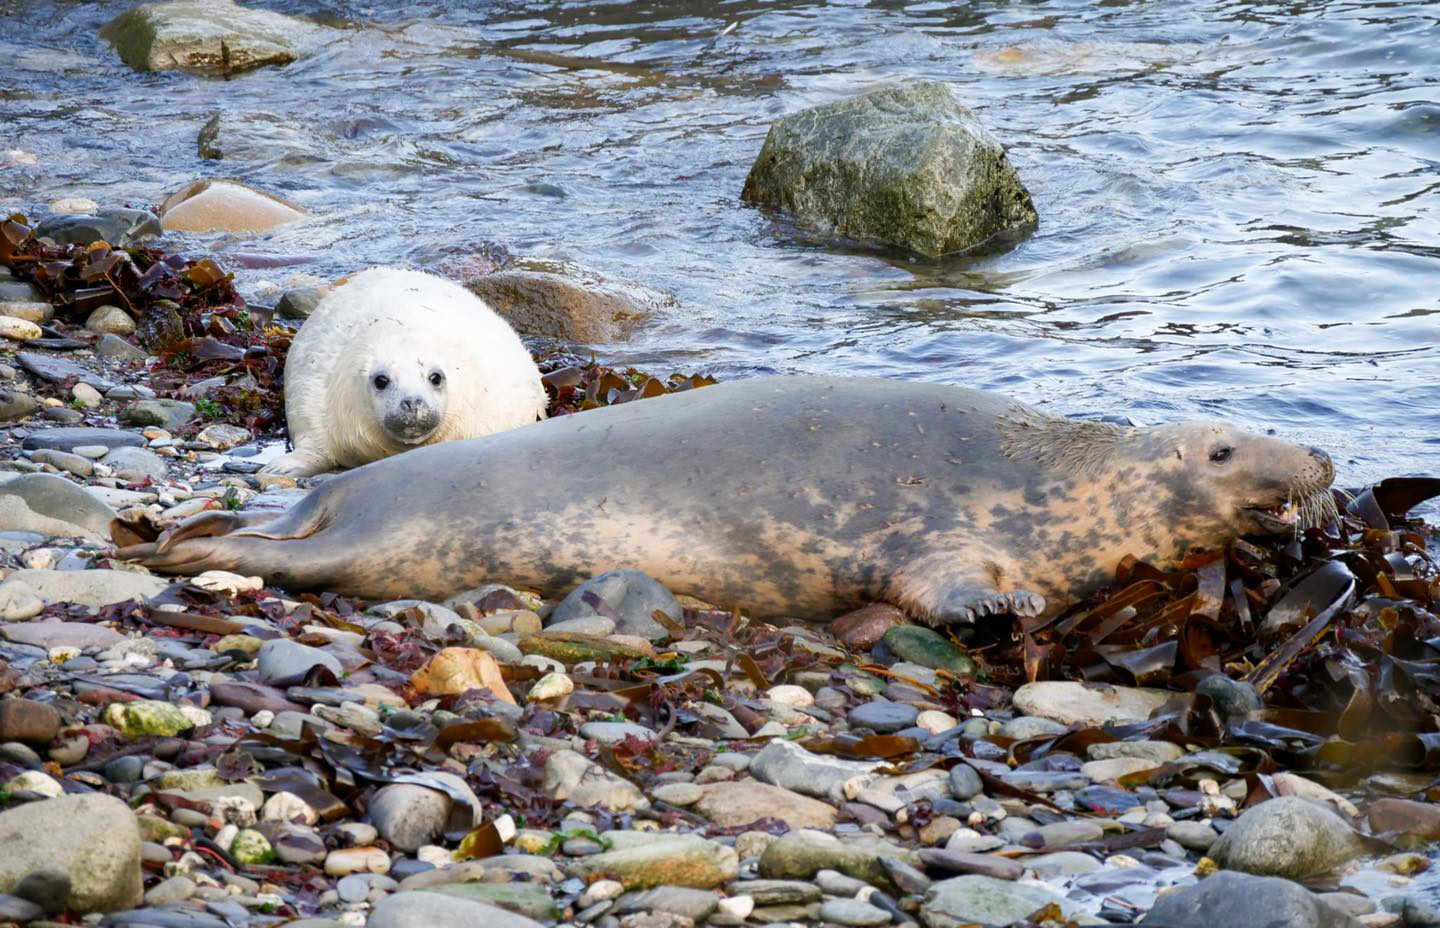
0;316;42;341
717;896;754;919
192;570;264;595
767;684;814;708
49;197;98;214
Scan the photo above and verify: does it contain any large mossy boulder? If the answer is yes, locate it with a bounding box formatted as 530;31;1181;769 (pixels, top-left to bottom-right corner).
102;0;321;77
742;80;1036;257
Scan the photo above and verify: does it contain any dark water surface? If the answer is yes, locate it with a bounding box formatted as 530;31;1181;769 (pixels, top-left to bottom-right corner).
2;0;1436;506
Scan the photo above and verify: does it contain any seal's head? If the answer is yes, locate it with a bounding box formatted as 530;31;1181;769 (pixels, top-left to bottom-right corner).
1147;420;1337;542
364;355;448;445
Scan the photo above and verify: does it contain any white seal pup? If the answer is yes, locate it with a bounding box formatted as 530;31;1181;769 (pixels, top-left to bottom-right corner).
261;267;547;477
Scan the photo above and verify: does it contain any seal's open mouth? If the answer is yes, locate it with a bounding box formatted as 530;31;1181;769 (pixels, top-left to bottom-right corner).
1245;499;1300;533
1242;486;1338;535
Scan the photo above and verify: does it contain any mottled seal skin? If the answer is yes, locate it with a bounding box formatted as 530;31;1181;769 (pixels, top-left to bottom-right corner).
122;377;1336;623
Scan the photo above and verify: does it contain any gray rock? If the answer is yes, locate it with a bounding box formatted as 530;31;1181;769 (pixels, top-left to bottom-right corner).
542;749;646;811
1086;740;1185;764
368;782;469;852
758;830;920;890
1208;796;1368;880
20;427;145;453
96;334;149;361
1166;820;1218;852
920;874;1089;928
275;286;328;320
0;793;142;913
549;569;682;641
102;446;169;482
0;280;44;302
35;209;161;247
119;398;195;431
996;715;1069;740
848;700;919;733
750;738;881;802
742;81;1036;258
0;388;39;422
947;764;984;801
257;639;343;686
1143;870;1362;928
0;569;169;611
1;620;126;649
614;887;718;921
1197;674;1265;717
580;721;659;746
819;898;893;926
0;892;45;922
694;781;838;830
8;869;70;916
102;0;323;77
30;449;94;477
1011;680;1170;727
0;473;118;539
367;892;547;928
730;879;822;905
467;257;676;343
16;352;116;391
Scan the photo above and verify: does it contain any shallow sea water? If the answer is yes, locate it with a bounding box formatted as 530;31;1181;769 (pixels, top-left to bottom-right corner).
1;0;1436;514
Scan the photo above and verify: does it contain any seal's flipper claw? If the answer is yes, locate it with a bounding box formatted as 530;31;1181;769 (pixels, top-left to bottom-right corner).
924;587;1047;626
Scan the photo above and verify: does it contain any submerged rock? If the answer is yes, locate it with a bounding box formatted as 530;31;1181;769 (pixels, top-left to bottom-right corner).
466;257;676;343
102;0;321;76
158;179;307;234
0;793;143;913
741;80;1036;257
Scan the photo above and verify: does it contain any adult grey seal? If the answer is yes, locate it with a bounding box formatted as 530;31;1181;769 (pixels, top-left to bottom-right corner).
122;377;1336;623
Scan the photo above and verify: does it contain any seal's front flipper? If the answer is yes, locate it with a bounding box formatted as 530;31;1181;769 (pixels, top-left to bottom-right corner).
887;555;1045;625
931;587;1045;625
260;447;334;478
150;510;279;554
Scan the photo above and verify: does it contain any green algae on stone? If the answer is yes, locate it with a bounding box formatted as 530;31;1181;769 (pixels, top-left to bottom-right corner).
229;829;276;865
882;626;976;676
102;700;194;738
431;881;563;920
741;80;1036;258
136;813;189;843
758;829;922;892
564;835;738;890
519;632;652;665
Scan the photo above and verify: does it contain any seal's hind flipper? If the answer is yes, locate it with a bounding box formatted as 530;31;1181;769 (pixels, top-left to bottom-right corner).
931;588;1046;625
151;510;282;554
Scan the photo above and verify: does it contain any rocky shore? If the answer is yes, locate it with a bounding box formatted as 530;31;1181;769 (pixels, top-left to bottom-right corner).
2;215;1440;928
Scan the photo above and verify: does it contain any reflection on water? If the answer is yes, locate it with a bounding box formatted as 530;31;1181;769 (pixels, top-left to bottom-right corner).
1;0;1436;510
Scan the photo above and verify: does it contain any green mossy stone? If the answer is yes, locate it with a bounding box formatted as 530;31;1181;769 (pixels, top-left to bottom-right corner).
882;626;976;676
102;700;194;738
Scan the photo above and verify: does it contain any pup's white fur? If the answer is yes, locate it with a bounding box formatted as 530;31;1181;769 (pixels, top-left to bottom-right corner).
261;267;546;477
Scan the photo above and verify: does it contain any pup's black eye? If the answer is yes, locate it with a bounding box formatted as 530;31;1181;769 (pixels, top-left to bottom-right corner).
373;374;390;391
1210;447;1233;464
429;371;444;387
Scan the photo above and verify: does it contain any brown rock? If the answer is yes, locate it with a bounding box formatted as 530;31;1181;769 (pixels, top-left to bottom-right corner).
466;257;675;343
695;781;839;830
832;603;908;650
916;848;1024;881
0;699;62;745
1368;798;1440;841
411;647;515;704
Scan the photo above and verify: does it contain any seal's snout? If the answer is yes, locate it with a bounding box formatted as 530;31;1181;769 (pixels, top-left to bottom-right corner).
384;396;442;443
1308;447;1335;485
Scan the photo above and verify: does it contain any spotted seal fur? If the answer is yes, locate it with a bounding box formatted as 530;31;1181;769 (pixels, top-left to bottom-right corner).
122;376;1335;622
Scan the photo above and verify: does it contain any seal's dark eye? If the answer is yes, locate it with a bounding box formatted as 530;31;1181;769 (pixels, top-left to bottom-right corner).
372;374;390;391
429;371;444;387
1210;447;1233;464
